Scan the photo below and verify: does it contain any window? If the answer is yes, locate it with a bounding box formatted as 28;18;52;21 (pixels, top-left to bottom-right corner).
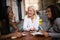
25;0;40;11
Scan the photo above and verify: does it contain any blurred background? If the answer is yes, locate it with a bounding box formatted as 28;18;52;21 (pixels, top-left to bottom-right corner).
0;0;60;22
0;0;60;32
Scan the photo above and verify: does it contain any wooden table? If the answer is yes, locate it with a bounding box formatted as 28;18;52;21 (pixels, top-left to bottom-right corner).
7;32;52;40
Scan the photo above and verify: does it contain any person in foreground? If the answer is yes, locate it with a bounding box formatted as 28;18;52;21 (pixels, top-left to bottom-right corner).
7;6;19;32
0;6;22;39
23;6;40;31
40;5;60;40
0;16;22;39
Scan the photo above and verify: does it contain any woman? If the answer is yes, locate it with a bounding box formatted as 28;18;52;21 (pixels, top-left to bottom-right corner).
7;6;19;32
23;6;40;31
40;5;60;40
0;6;21;39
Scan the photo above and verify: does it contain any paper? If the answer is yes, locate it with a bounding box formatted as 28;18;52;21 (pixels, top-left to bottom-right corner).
11;36;17;39
22;33;27;36
31;32;43;35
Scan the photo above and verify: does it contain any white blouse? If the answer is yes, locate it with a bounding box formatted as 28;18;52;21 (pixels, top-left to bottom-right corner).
23;15;40;31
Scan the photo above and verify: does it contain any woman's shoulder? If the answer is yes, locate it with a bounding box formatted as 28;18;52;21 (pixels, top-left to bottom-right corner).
36;15;40;18
55;18;60;22
54;18;60;24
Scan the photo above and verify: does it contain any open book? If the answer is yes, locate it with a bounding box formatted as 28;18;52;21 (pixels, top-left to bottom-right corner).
31;32;43;35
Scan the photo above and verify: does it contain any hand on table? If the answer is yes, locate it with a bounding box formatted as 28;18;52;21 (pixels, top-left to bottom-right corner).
25;27;35;32
30;27;35;31
39;30;49;37
11;32;22;38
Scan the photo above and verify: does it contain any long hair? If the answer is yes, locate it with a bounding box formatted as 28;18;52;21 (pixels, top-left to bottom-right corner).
46;5;60;25
28;6;37;17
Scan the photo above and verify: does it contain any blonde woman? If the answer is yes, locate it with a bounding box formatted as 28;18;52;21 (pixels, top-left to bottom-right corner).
23;6;40;31
0;6;22;39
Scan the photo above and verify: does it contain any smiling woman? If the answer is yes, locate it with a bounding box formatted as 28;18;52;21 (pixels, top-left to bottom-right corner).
39;5;60;40
23;6;40;31
0;0;22;39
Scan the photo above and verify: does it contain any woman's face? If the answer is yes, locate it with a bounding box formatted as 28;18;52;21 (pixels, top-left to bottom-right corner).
7;7;14;19
46;8;52;18
28;7;35;17
7;7;12;13
9;12;14;19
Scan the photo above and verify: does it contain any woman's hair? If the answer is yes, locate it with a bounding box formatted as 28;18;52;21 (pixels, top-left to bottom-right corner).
6;6;12;14
46;5;60;25
28;6;37;16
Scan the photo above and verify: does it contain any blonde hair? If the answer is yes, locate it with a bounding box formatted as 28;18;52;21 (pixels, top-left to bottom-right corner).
28;6;37;16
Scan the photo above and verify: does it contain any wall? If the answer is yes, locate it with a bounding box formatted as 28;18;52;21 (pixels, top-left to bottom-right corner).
21;0;25;19
43;0;55;9
6;0;19;22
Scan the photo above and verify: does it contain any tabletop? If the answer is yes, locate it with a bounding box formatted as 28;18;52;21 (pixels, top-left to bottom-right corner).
6;32;52;40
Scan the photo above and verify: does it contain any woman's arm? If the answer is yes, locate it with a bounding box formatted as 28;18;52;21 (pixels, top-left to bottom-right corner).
0;33;13;39
48;33;60;38
0;32;22;39
9;22;19;32
40;30;60;38
46;18;60;38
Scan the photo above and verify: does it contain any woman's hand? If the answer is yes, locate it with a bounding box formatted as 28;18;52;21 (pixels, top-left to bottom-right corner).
30;27;35;31
26;27;35;31
15;29;19;32
39;30;49;37
11;32;22;38
43;31;48;37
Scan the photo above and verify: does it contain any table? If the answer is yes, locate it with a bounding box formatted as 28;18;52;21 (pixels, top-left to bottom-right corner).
7;32;52;40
